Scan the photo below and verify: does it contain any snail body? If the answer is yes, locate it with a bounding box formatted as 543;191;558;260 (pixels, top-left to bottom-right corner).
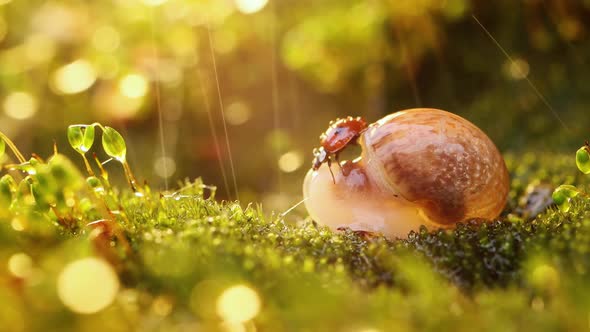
303;108;509;239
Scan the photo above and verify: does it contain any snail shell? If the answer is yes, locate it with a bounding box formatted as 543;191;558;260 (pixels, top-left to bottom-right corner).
303;108;510;239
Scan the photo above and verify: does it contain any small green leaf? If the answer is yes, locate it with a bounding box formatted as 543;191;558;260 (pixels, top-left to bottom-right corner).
551;190;566;206
552;185;580;213
81;125;95;152
576;147;590;174
68;125;95;154
67;125;84;151
102;126;127;162
554;185;579;198
0;138;5;158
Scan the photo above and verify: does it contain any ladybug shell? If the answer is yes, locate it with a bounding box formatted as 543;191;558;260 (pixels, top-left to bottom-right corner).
320;118;367;154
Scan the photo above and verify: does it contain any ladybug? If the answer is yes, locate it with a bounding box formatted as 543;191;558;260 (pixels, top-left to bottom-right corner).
312;116;368;182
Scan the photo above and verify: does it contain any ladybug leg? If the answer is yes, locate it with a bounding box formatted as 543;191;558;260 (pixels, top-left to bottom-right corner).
334;153;344;174
327;157;336;184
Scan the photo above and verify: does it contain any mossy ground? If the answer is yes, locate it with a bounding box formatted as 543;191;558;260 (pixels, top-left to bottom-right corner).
1;149;590;332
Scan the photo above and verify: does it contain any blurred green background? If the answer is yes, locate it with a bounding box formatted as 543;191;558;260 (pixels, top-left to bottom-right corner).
0;0;588;211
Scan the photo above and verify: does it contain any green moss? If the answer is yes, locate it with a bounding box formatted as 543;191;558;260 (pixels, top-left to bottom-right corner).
1;141;590;330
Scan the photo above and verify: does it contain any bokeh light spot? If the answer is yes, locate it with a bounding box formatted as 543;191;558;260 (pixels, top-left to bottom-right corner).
278;150;304;173
530;263;559;292
154;156;176;178
225;101;251;126
504;58;530;80
119;73;149;99
558;18;582;41
4;91;38;120
216;285;261;323
31;3;82;42
52;60;97;95
11;218;25;231
234;0;268;14
57;257;120;314
8;253;33;279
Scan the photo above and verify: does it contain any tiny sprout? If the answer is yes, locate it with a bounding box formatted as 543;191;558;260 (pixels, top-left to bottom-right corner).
576;146;590;174
67;125;95;154
101;126;126;162
552;185;580;212
99;126;137;191
67;125;96;176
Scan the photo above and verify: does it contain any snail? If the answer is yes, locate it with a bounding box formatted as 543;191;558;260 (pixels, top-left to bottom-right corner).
303;108;510;239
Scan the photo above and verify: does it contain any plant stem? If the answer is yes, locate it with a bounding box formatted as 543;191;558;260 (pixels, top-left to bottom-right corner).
0;131;26;164
93;153;109;181
122;161;138;192
81;154;95;176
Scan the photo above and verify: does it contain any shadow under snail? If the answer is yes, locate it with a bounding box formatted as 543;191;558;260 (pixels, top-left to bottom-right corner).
303;108;510;239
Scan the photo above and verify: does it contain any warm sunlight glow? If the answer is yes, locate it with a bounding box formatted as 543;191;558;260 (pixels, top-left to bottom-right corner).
8;253;33;279
154;156;176;178
142;0;169;6
94;84;144;120
92;26;120;53
278;151;304;173
220;322;246;332
57;257;120;314
11;218;25;231
119;73;149;99
531;264;559;291
52;60;97;94
234;0;268;14
505;58;530;80
4;91;38;120
25;34;56;64
216;285;261;323
225;101;251;125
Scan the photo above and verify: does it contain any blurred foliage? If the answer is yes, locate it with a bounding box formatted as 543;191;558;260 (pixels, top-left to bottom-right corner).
0;0;589;205
1;124;590;331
